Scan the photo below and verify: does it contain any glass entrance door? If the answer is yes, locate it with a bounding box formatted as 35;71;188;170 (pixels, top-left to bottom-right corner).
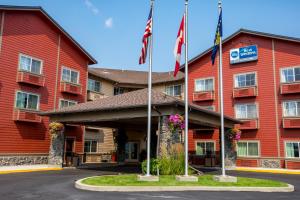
125;142;139;162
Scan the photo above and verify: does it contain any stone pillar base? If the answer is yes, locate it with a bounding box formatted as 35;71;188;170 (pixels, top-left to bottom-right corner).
137;175;159;182
213;175;237;183
176;175;198;182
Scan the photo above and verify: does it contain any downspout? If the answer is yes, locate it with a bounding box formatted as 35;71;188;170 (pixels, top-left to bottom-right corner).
0;11;5;54
53;34;61;111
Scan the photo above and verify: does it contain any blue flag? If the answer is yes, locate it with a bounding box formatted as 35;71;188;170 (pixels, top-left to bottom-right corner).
211;9;223;65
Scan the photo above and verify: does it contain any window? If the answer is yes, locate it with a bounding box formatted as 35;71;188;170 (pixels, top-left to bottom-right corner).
84;140;97;153
235;104;257;119
235;73;256;88
114;87;125;95
237;141;259;157
196;141;215;156
281;67;300;83
283;101;300;117
195;78;214;92
59;99;77;109
285;142;300;158
19;54;42;74
62;67;79;84
166;84;182;96
88;79;101;92
15;91;39;110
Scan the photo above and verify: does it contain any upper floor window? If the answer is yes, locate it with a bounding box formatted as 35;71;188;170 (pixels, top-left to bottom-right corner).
195;78;214;92
19;54;42;75
166;84;182;96
88;79;101;93
15;91;39;110
281;67;300;83
285;142;300;158
59;99;77;109
235;104;257;119
283;101;300;117
114;87;125;96
62;67;79;84
234;72;256;88
237;141;259;157
196;141;215;156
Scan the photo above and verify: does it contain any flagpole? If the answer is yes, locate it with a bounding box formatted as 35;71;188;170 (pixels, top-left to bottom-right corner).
184;0;189;177
218;0;226;177
146;0;154;177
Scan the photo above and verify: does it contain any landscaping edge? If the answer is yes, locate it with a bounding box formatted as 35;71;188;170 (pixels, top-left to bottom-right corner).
74;177;295;192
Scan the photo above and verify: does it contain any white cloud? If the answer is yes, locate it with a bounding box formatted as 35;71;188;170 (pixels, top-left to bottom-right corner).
84;0;99;15
105;17;113;28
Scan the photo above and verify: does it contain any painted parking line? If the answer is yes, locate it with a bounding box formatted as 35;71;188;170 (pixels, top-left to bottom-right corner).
0;168;63;174
235;167;300;175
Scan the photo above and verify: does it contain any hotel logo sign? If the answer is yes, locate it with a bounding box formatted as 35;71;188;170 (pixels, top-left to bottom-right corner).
230;45;258;64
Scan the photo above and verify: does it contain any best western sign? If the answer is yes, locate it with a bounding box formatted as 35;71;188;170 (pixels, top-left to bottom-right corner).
230;45;258;64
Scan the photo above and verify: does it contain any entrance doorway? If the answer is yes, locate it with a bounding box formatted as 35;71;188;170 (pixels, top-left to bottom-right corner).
64;137;75;167
125;142;139;162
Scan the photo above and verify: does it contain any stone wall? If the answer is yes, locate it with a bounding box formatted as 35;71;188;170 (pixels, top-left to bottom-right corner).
48;132;64;166
0;155;48;166
261;159;281;168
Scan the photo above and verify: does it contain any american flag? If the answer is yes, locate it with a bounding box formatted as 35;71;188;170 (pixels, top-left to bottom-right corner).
139;7;153;65
173;15;185;77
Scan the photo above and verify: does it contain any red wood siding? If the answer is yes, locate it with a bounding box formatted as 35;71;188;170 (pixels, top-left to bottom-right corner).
0;10;88;154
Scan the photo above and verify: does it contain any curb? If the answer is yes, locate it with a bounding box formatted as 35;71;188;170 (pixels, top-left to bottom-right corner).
235;167;300;175
0;167;63;174
74;177;294;193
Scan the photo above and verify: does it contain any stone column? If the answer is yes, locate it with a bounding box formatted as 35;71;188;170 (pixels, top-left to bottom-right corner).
48;131;64;166
158;116;181;158
224;129;237;168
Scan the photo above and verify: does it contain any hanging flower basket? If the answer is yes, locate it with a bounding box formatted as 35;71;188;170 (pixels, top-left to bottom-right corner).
168;114;185;134
49;122;64;139
227;128;242;141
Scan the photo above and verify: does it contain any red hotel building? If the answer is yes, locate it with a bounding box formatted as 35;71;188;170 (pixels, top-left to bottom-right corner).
0;6;96;166
187;29;300;169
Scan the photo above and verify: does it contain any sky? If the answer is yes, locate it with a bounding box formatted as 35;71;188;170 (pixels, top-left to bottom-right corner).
1;0;300;72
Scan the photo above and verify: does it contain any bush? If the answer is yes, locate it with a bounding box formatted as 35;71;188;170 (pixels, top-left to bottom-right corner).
141;158;160;175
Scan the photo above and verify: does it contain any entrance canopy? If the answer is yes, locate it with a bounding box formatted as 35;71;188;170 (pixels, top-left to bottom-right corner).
41;89;240;130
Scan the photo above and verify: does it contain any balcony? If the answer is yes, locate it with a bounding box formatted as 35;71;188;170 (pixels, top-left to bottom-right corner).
193;91;215;101
87;91;106;101
281;82;300;94
60;82;82;95
13;109;42;123
237;119;259;130
283;117;300;128
233;86;257;98
17;71;45;87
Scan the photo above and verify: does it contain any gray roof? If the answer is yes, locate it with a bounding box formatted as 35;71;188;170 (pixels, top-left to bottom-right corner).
0;5;97;64
181;28;300;69
88;67;185;85
41;88;239;123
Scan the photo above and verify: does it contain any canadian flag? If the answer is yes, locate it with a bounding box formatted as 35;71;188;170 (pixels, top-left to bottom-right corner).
173;15;185;77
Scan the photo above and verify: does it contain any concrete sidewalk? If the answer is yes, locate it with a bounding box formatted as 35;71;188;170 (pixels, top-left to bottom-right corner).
234;167;300;175
0;164;62;174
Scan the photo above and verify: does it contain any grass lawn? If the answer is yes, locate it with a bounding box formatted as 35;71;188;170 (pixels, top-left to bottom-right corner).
81;174;288;187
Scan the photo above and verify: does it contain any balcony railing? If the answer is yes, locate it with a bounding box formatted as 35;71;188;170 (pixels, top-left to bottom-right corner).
282;117;300;128
193;91;215;101
87;90;105;101
233;86;257;98
281;82;300;94
237;119;259;130
60;81;82;95
13;109;42;123
17;71;45;87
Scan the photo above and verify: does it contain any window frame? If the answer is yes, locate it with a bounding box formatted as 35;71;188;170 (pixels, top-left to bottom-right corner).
234;103;259;120
88;78;101;93
280;67;300;83
84;140;98;153
14;90;40;111
237;140;260;158
59;99;77;109
233;72;257;88
61;66;80;85
284;141;300;159
195;140;216;156
282;100;300;117
165;84;183;96
194;77;215;92
18;53;43;75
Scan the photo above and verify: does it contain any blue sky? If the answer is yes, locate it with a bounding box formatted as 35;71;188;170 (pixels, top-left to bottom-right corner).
1;0;300;72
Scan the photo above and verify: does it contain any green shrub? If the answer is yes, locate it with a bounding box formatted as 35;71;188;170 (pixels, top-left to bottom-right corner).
141;158;160;175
